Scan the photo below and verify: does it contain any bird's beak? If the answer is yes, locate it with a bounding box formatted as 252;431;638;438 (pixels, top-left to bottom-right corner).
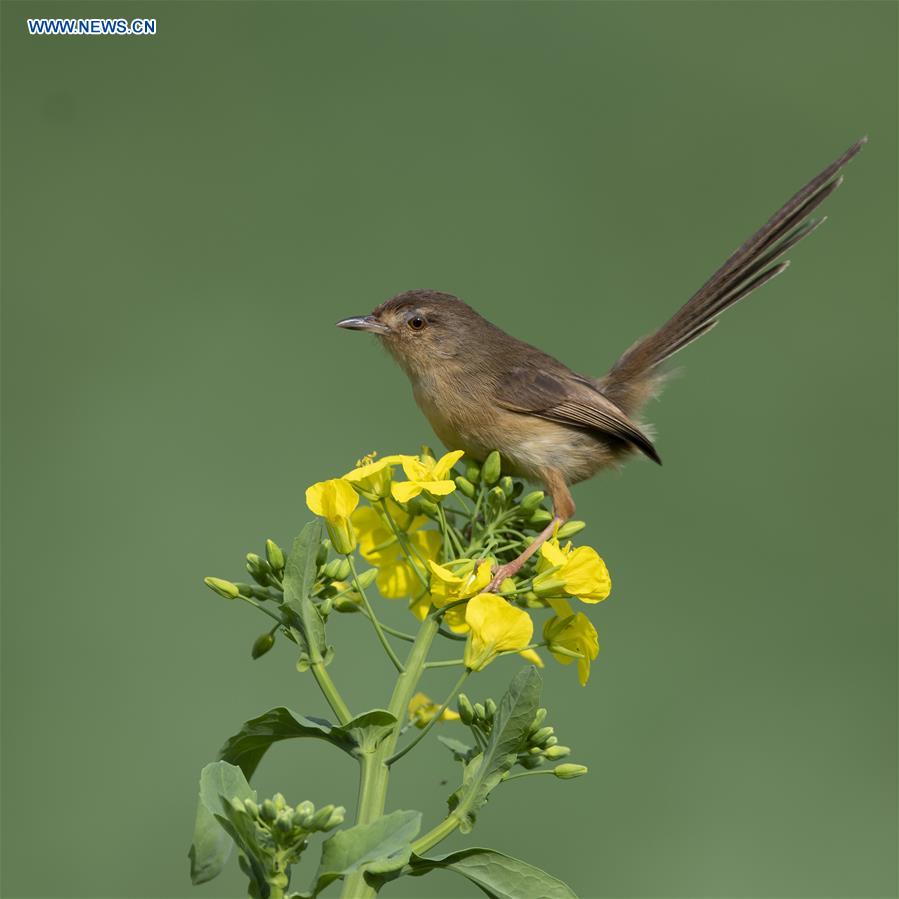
336;315;390;334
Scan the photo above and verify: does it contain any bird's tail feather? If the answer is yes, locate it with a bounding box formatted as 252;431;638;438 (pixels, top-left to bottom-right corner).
600;137;866;412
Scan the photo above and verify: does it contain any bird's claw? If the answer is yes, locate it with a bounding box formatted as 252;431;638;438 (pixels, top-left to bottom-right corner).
486;562;521;593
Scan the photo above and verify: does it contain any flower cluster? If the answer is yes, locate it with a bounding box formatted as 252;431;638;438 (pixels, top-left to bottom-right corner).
221;792;344;896
300;447;610;685
196;444;609;899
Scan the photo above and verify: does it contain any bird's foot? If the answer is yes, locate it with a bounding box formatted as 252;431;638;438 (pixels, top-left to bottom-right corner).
486;515;563;592
486;559;528;593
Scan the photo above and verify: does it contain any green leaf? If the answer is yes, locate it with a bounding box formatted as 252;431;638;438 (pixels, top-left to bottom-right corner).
218;707;357;780
339;709;397;755
448;666;541;833
313;809;422;894
283;521;327;664
409;847;578;899
189;761;257;885
437;734;475;762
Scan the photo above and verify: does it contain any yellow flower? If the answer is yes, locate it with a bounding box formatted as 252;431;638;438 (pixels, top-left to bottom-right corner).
407;692;461;729
534;538;611;603
343;453;412;501
426;558;493;632
543;598;599;686
352;503;441;600
305;478;359;554
463;593;534;671
391;450;464;503
518;647;544;667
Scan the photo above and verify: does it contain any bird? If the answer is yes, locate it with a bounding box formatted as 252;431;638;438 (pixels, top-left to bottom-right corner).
337;138;866;589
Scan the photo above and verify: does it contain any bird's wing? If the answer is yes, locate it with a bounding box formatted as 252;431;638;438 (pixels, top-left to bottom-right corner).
494;365;661;464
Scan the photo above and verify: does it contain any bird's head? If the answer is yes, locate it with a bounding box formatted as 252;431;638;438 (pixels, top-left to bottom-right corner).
337;289;486;379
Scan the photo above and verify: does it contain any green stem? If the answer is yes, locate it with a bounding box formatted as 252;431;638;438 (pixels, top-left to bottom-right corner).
372;621;416;643
423;658;465;669
410;813;462;856
238;595;285;626
437;624;467;642
310;660;352;726
387;670;469;765
347;555;404;672
339;615;440;899
503;769;557;783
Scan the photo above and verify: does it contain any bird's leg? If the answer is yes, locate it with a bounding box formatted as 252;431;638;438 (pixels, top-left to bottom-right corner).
486;515;563;591
486;468;574;593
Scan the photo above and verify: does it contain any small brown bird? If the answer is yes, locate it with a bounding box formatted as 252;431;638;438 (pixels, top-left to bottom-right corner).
338;138;865;588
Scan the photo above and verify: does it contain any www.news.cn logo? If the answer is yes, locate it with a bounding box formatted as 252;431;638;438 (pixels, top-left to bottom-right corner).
27;18;157;36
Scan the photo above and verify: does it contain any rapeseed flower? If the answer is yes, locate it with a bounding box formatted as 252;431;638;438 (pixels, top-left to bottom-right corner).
463;593;534;671
391;450;464;503
534;538;611;603
343;453;411;501
305;478;359;554
543;598;599;686
426;558;492;631
352;502;440;600
407;692;461;728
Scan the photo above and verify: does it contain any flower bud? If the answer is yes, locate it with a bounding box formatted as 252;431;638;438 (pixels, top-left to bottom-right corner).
484;699;497;722
408;496;439;517
454;476;477;499
481;451;501;485
555;520;586;539
543;745;571;760
518;754;545;769
531;726;554;746
500;475;514;497
355;567;378;589
528;708;547;733
311;804;336;830
325;520;356;555
265;539;285;573
261;799;278;823
315;541;330;567
326;806;346;829
543;735;558;747
520;491;545;511
251;631;276;659
498;578;517;596
332;594;361;613
323;558;351;580
275;815;292;834
246;553;273;585
465;462;481;484
244;799;260;818
457;693;474;725
293;801;314;827
486;486;505;513
529;509;553;526
553;763;588;780
473;702;486;722
204;577;240;599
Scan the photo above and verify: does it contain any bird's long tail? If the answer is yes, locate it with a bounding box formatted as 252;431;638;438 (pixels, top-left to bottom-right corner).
600;137;866;412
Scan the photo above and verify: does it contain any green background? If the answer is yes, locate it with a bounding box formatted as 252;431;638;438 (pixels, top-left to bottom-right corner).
2;2;896;897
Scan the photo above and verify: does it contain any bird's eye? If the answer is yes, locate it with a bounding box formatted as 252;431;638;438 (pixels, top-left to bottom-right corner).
407;315;426;331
